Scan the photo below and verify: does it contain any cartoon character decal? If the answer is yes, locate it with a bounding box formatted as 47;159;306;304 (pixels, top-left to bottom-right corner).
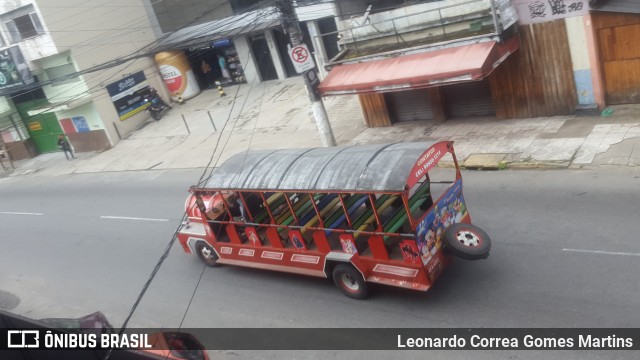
416;180;467;265
246;228;262;247
400;240;420;264
290;231;306;250
340;236;358;254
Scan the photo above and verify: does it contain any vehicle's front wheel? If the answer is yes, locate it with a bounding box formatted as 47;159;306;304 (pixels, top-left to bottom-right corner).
444;223;491;260
151;111;161;120
195;242;220;267
332;264;369;299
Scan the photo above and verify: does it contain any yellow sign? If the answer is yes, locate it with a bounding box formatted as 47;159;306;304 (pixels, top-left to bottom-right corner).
28;122;42;131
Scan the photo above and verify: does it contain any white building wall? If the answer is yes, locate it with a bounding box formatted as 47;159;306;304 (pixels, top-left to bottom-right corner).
306;20;329;79
34;0;162;143
265;29;286;80
34;52;90;104
233;36;260;84
0;0;58;63
296;1;335;22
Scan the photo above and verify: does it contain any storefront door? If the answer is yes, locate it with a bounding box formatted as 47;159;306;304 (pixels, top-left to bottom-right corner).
250;34;278;81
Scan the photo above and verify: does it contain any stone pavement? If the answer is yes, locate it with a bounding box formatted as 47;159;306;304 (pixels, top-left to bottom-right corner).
2;77;640;178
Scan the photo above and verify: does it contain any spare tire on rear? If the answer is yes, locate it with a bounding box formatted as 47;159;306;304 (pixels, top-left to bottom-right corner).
444;223;491;260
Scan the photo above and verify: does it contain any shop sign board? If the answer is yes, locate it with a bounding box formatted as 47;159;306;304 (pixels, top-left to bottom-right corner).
106;71;150;121
0;46;35;90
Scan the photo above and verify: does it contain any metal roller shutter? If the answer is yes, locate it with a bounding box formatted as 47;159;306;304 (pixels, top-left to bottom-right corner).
384;89;434;123
443;81;495;118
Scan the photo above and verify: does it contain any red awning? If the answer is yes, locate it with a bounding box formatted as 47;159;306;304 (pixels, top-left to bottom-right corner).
318;37;519;96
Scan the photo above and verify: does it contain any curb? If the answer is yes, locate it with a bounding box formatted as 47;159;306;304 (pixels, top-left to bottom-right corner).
502;160;571;170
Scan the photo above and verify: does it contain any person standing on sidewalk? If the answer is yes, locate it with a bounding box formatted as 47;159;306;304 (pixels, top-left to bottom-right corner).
218;54;231;82
57;134;75;160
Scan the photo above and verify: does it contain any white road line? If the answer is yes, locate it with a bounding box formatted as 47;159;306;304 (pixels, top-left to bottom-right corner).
563;248;640;257
100;216;169;222
0;211;43;216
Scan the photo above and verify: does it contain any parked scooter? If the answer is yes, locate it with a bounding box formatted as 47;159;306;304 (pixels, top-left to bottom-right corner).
145;95;168;120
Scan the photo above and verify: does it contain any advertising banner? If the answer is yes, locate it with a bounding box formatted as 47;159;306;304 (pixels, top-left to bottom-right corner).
0;46;35;90
106;71;149;121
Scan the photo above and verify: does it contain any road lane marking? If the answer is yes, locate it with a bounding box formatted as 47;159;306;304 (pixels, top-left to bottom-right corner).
563;248;640;257
100;216;169;222
0;211;43;216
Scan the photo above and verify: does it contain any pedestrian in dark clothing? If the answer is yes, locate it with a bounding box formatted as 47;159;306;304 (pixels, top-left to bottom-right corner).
57;134;75;160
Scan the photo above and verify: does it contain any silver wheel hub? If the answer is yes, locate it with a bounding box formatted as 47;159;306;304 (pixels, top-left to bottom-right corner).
456;230;481;247
341;274;359;291
201;246;212;258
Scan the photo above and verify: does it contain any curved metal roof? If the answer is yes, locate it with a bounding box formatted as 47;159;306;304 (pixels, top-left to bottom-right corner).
202;142;439;192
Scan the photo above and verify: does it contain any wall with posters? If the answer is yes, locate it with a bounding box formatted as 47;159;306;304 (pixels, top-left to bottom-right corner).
56;102;110;152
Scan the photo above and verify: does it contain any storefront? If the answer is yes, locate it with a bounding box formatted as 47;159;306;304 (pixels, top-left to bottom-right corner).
319;36;518;127
186;38;247;89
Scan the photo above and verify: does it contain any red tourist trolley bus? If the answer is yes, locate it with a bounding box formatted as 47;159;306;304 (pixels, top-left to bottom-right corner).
177;141;491;298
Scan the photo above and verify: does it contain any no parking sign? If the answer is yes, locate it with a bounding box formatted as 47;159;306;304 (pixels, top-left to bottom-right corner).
288;43;315;74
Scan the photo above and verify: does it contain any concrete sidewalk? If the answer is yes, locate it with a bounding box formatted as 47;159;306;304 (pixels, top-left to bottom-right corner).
3;77;640;178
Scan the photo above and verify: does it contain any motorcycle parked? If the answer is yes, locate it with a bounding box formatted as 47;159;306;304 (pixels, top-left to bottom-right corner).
145;95;169;120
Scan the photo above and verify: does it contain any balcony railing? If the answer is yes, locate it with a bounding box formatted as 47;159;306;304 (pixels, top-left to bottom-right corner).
319;0;517;63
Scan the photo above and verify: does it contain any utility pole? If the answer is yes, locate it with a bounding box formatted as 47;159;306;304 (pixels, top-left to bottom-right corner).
276;0;337;147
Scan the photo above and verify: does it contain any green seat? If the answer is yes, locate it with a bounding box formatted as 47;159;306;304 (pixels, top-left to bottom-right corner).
254;193;286;223
383;181;431;239
352;195;397;239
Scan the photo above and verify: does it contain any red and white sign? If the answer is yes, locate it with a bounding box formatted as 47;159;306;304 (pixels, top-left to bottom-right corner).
159;64;183;93
406;142;451;188
288;43;315;74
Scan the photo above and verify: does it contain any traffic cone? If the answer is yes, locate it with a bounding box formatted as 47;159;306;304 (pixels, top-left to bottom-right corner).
215;81;226;97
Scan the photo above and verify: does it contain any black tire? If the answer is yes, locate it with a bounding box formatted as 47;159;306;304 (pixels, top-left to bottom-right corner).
444;223;491;260
195;242;220;267
151;111;161;120
332;264;369;299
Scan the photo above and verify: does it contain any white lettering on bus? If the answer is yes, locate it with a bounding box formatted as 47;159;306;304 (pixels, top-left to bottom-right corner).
414;150;441;179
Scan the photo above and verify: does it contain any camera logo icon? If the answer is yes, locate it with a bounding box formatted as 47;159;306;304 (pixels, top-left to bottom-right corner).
7;330;39;348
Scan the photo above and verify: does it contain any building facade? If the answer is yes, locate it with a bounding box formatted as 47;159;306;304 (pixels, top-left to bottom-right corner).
148;0;341;92
0;0;163;160
317;0;640;127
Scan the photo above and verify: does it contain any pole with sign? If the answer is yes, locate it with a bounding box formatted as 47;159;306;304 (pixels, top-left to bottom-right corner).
288;43;315;74
277;0;336;147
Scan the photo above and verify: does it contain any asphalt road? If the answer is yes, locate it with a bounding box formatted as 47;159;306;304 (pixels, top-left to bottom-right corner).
1;168;639;359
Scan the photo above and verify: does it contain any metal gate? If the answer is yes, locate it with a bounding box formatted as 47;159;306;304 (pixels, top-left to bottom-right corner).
384;89;434;123
15;100;62;153
442;81;495;118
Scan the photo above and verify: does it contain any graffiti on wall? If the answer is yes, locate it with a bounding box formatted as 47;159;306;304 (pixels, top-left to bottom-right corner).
513;0;588;24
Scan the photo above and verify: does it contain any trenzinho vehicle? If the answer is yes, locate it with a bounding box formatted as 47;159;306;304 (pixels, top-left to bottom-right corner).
177;141;491;298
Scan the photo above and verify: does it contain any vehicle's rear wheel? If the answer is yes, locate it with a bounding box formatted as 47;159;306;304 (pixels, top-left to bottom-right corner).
444;223;491;260
195;242;220;267
332;264;369;299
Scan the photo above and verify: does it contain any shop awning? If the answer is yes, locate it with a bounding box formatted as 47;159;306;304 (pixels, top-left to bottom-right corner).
153;7;281;51
318;36;519;96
